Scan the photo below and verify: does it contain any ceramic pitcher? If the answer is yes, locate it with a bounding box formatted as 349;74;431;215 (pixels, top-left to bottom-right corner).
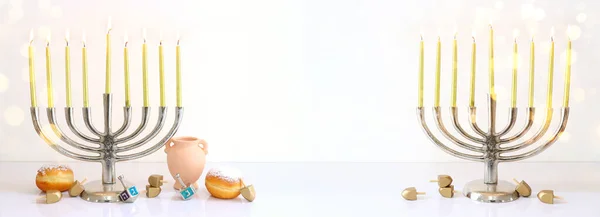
165;136;208;190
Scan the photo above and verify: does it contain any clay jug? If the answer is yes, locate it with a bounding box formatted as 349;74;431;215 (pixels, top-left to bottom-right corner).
165;136;208;190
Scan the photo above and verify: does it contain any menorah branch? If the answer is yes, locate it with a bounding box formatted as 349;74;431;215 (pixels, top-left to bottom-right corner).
498;109;553;152
83;108;103;136
47;108;102;152
498;108;535;143
115;107;150;144
433;107;484;152
468;107;487;136
31;107;102;161
65;108;101;143
417;107;484;161
450;107;485;143
115;107;167;152
500;108;569;162
497;108;517;136
116;107;183;161
113;107;132;137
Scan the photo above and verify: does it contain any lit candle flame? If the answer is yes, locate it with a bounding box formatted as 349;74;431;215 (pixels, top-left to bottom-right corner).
513;29;519;43
29;29;34;45
530;29;535;41
566;25;572;40
46;33;51;46
550;26;555;42
471;30;476;42
177;31;180;45
143;28;147;43
82;30;86;47
65;29;70;46
107;16;112;34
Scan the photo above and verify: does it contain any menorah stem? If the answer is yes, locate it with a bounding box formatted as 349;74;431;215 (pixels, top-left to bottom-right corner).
103;94;112;136
101;159;117;184
484;160;498;184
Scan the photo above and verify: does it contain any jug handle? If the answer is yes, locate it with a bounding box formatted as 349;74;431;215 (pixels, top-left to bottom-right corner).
198;139;208;155
164;138;174;153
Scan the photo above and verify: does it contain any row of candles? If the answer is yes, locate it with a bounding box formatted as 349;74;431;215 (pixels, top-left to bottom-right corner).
418;25;572;108
27;19;182;108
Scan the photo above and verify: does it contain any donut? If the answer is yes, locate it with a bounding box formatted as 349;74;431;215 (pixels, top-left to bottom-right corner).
36;164;74;192
205;167;244;199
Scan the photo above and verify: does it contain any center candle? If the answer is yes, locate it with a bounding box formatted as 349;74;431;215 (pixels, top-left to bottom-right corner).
124;34;131;107
489;24;495;95
105;18;112;94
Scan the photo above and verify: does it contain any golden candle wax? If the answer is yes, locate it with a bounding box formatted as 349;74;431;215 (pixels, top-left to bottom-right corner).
124;35;131;107
105;18;112;94
469;32;476;107
65;30;72;107
418;34;424;107
46;35;54;107
434;36;441;107
511;30;518;107
176;36;182;107
82;32;89;107
563;34;572;107
529;34;535;107
142;28;149;107
489;24;495;95
28;30;37;107
159;39;165;107
547;29;555;108
451;33;458;107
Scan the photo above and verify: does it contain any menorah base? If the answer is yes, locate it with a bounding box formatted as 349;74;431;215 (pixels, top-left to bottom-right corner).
80;180;133;203
462;179;519;203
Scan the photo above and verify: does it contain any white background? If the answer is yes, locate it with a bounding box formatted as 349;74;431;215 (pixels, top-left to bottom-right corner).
0;0;597;162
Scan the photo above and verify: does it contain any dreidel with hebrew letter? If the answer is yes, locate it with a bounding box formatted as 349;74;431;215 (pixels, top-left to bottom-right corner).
175;173;196;200
118;175;139;203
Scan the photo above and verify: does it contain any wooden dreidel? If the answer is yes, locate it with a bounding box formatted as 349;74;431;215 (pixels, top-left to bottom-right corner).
240;180;256;202
148;174;167;187
438;185;458;198
537;190;563;204
401;187;426;201
117;175;139;203
68;178;87;197
429;175;453;188
175;173;196;200
39;190;62;204
145;185;161;198
513;178;532;197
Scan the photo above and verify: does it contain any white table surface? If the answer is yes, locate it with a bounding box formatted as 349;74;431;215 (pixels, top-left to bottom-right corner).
0;162;599;217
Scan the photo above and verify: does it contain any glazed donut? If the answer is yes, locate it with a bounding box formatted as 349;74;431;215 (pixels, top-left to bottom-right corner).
36;164;74;192
205;167;244;199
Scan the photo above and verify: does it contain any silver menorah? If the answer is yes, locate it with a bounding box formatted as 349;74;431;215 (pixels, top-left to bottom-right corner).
28;28;184;203
417;27;572;203
31;95;182;202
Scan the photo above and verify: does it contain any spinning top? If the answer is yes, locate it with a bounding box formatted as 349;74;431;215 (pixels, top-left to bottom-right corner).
401;187;426;201
513;178;532;197
145;185;162;198
175;173;196;200
68;178;87;197
438;185;458;198
240;180;256;202
429;175;453;188
43;190;62;204
537;190;563;204
148;174;167;187
118;175;139;203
